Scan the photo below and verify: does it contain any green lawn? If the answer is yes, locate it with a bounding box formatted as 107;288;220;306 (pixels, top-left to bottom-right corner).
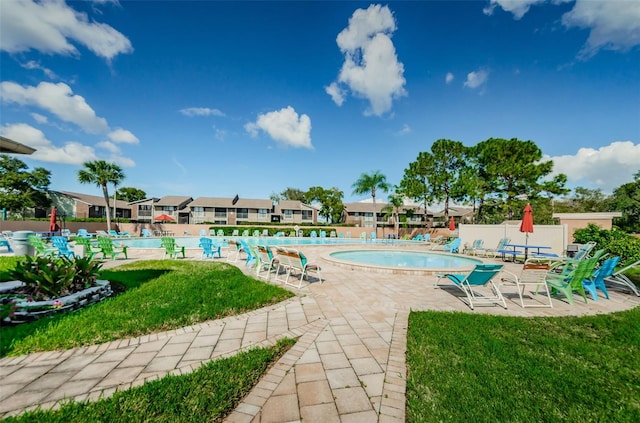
1;259;293;357
406;308;640;422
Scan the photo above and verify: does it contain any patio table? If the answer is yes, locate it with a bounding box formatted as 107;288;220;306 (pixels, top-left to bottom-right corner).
500;244;556;261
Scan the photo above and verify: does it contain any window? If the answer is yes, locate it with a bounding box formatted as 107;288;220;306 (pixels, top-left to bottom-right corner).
163;206;175;212
302;210;312;220
283;210;293;220
237;208;248;219
192;206;204;217
214;208;227;218
258;208;268;218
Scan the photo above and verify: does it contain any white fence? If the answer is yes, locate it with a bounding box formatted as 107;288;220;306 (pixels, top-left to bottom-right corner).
458;224;569;256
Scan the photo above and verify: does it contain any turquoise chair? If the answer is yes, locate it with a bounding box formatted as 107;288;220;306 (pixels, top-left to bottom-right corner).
310;230;318;238
141;228;152;237
546;257;599;305
239;239;256;267
443;237;461;253
199;237;221;259
435;264;506;309
51;236;75;259
77;229;93;238
583;256;620;301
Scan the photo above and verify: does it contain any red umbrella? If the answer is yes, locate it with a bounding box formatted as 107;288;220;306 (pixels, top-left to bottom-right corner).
519;203;534;244
49;207;60;232
448;216;456;231
154;214;175;222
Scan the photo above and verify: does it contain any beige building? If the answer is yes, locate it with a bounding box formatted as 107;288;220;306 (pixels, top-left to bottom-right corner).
187;197;317;225
153;196;193;224
343;202;431;229
552;212;623;241
51;191;132;220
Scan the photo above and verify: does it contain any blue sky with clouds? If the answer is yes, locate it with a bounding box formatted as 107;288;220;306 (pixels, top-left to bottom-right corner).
1;0;639;203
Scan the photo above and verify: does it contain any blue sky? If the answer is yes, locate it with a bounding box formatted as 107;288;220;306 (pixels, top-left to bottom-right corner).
1;0;639;203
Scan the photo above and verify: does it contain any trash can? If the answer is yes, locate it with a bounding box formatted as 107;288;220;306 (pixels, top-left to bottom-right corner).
566;244;581;258
11;231;35;256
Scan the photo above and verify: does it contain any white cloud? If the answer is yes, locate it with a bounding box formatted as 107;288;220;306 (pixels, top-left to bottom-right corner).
546;141;640;193
483;0;548;20
179;107;225;117
485;0;640;58
31;113;48;124
0;0;133;61
562;0;640;59
244;106;312;149
0;122;97;164
96;140;120;154
108;128;138;144
395;124;411;136
0;81;109;133
328;4;406;116
463;69;489;89
324;82;345;106
21;60;57;79
445;72;454;84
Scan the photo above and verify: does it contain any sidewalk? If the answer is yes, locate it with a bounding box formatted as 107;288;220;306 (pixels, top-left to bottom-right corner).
1;246;638;421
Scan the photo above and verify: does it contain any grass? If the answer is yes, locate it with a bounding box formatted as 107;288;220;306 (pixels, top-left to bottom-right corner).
4;338;295;422
1;259;293;357
406;308;640;422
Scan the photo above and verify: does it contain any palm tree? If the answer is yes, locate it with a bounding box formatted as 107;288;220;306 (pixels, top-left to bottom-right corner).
352;170;390;233
78;160;125;231
383;190;405;238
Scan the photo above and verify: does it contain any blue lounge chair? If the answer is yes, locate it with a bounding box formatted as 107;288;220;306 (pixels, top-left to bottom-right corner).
435;264;506;309
77;229;93;238
239;239;256;267
199;237;221;259
141;228;153;237
583;256;620;301
604;259;640;296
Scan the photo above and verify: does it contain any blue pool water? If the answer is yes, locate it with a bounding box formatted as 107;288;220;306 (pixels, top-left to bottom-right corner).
328;250;482;270
117;237;416;249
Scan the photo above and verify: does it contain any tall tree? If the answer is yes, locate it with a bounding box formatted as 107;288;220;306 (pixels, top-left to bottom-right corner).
473;138;568;220
382;189;405;237
305;186;344;223
399;152;432;228
607;171;640;233
279;187;306;201
116;187;147;203
428;139;467;220
0;154;51;216
77;160;125;230
352;171;390;232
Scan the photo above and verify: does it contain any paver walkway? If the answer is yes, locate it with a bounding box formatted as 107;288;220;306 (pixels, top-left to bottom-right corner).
1;245;638;421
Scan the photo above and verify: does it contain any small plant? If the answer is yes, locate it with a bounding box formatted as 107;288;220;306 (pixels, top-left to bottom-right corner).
7;256;102;300
0;297;18;321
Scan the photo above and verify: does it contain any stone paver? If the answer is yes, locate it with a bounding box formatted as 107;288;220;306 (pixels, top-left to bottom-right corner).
1;244;638;421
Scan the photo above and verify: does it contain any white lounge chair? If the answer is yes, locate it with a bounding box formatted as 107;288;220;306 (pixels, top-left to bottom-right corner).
604;259;640;296
501;259;553;308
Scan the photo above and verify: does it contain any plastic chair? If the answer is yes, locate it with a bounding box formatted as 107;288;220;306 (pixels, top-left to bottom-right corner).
435;264;506;310
198;237;221;259
501;259;553;308
161;237;185;259
97;237;128;260
28;235;56;257
51;236;75;259
141;228;153;237
583;256;620;301
256;245;279;281
545;257;599;305
604;259;640;296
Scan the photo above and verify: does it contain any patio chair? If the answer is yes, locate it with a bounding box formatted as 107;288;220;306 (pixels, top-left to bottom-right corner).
276;248;322;289
252;230;260;237
320;230;327;238
97;237;128;260
545;257;599;305
96;230;109;238
198;237;221;260
0;233;13;253
412;234;424;241
72;237;100;259
360;232;367;240
262;229;269;237
28;235;56;257
77;229;93;238
583;256;621;301
370;232;377;241
51;236;75;259
161;237;185;259
501;259;552;308
463;239;485;256
256;245;279;281
481;238;510;258
241;230;250;237
232;229;239;237
199;229;207;237
226;240;243;262
604;259;640;296
435;264;506;310
141;228;153;237
310;230;318;238
330;231;337;238
239;239;256;267
432;237;461;253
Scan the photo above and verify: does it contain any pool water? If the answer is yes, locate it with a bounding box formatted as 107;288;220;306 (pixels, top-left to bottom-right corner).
328;250;482;271
117;236;416;249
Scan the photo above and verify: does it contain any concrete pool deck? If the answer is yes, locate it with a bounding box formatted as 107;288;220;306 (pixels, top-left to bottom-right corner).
1;244;638;421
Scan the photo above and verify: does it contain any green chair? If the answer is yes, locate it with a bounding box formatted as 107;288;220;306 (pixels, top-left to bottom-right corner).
161;237;185;259
435;264;506;310
545;257;599;305
97;237;128;260
28;235;56;257
72;237;100;259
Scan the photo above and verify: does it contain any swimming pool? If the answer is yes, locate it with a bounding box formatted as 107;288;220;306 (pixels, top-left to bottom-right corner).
117;236;417;249
325;250;483;275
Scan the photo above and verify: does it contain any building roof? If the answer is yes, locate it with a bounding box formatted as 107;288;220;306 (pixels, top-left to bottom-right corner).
128;197;159;205
0;136;36;155
55;191;131;209
552;212;623;220
155;196;193;207
188;197;273;209
343;202;429;214
275;200;316;211
432;207;474;218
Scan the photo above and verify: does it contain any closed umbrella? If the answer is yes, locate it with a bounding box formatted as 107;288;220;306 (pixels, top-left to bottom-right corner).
448;216;456;231
49;207;60;232
519;203;534;245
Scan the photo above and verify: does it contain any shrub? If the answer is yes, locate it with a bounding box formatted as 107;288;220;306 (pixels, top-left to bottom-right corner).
573;224;640;265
